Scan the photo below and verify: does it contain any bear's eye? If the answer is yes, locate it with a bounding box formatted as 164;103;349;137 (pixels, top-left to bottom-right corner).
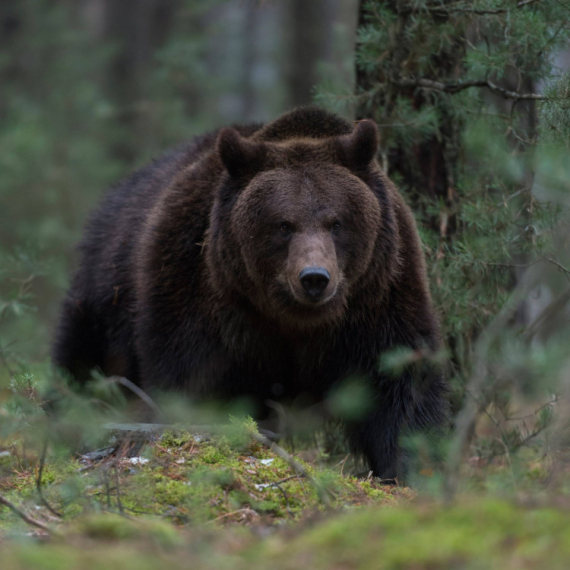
331;221;341;232
280;222;292;234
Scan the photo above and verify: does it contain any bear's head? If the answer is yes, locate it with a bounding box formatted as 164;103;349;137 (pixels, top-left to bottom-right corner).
208;117;386;330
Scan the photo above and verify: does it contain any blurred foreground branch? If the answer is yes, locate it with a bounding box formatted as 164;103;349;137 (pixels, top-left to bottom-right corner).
443;283;532;504
0;493;60;537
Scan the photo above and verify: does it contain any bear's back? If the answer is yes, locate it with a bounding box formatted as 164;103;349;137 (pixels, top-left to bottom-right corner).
72;126;265;302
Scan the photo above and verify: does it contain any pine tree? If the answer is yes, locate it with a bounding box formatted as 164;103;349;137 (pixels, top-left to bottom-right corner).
319;0;570;422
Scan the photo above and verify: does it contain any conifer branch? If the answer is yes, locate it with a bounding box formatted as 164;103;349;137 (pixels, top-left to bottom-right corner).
394;77;554;100
423;0;541;16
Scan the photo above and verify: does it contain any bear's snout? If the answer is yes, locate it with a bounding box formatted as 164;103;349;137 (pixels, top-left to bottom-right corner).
285;231;339;307
299;266;330;302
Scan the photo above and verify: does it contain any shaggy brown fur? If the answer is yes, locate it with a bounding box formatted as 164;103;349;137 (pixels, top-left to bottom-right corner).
53;107;448;479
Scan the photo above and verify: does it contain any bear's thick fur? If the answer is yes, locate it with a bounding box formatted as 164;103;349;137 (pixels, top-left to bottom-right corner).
53;107;448;479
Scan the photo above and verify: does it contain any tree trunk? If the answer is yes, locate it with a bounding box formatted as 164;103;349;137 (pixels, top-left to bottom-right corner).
103;0;178;163
286;0;328;107
356;0;463;238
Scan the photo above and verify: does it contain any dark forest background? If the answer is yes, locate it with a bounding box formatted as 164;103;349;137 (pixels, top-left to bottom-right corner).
0;0;359;366
2;0;570;498
3;2;570;564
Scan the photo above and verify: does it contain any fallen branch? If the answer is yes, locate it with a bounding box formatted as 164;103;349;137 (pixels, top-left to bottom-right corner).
251;432;332;506
207;507;258;525
263;475;306;517
102;422;279;442
107;376;164;420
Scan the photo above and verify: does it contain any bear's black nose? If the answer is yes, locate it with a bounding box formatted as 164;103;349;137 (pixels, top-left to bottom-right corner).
299;266;330;301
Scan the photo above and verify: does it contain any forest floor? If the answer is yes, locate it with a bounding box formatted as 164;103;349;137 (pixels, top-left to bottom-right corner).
2;416;570;569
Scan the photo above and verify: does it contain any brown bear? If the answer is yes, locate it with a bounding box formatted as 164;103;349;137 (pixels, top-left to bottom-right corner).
53;107;448;479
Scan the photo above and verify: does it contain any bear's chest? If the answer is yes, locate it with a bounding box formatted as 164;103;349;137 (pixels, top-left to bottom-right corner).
220;325;368;400
213;305;384;401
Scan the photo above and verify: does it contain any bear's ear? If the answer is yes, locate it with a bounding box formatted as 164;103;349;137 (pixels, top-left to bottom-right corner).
337;119;379;172
217;128;267;180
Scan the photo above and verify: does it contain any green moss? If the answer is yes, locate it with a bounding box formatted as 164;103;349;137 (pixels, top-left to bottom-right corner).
200;445;227;465
74;513;182;547
77;514;140;540
160;429;196;448
253;500;570;570
4;499;570;569
0;420;403;533
154;477;193;504
7;546;79;570
359;480;389;500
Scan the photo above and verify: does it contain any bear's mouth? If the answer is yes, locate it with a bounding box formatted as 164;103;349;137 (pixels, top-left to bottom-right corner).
280;279;339;309
265;281;347;329
294;289;337;307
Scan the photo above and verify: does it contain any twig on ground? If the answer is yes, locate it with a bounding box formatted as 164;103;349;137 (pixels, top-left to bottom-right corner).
251;432;332;506
207;507;258;525
114;464;124;515
269;483;293;517
264;475;306;516
337;454;350;477
270;475;305;485
103;469;112;509
36;438;62;518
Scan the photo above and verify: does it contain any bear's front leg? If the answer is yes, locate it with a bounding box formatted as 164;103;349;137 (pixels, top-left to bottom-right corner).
346;369;448;482
345;375;409;481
